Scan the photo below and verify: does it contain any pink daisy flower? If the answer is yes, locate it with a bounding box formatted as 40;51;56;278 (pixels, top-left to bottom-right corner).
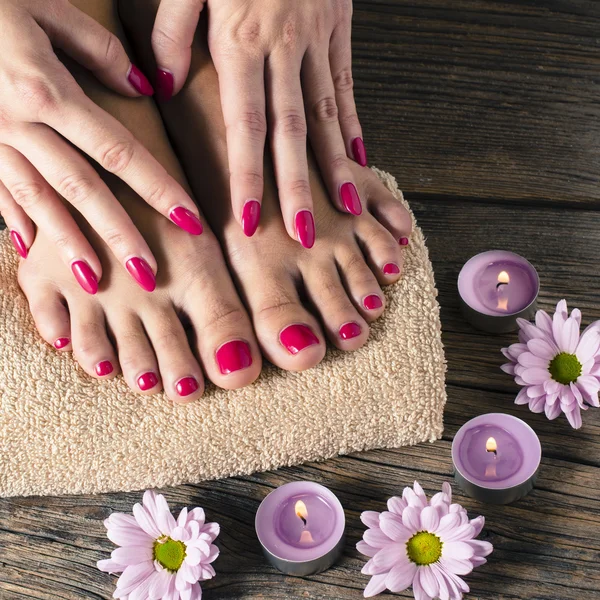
357;481;492;599
501;299;600;429
97;490;219;600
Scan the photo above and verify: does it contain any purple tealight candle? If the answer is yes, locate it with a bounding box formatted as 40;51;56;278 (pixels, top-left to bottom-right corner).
452;413;542;504
458;250;540;333
255;481;345;576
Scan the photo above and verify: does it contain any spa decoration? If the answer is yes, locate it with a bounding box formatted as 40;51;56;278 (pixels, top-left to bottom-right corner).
97;490;219;600
357;481;493;599
255;481;345;576
501;299;600;429
451;413;541;504
458;250;539;333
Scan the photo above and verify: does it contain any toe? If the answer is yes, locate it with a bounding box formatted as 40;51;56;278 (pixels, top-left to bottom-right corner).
356;218;404;286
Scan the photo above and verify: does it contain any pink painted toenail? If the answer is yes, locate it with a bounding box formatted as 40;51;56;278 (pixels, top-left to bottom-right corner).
216;340;253;374
71;261;98;295
95;361;114;377
176;376;199;397
53;337;70;350
295;210;316;249
138;372;159;391
399;237;410;246
351;137;367;167
126;257;156;292
155;68;174;102
339;322;362;340
170;206;203;235
364;294;383;310
383;263;400;275
127;64;154;96
280;324;320;355
241;200;261;237
340;182;362;215
9;230;28;258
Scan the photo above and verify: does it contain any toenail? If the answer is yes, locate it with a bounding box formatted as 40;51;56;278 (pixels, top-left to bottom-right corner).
216;340;253;374
399;237;410;246
9;230;28;259
126;257;156;292
95;360;114;377
339;322;362;340
53;337;70;350
241;200;261;237
71;260;99;295
351;137;367;167
364;294;383;310
138;372;159;391
176;376;199;397
279;324;320;355
383;263;400;275
340;182;362;216
295;210;316;249
156;68;174;102
170;206;203;235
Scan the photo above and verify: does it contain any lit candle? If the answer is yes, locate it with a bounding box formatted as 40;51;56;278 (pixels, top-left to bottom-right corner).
458;250;540;333
255;481;345;576
452;413;542;504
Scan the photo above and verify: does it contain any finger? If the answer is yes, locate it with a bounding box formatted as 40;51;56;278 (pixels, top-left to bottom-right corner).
0;179;35;258
0;144;102;291
329;24;365;165
39;3;153;97
266;51;314;247
213;51;266;237
302;47;362;217
152;0;206;100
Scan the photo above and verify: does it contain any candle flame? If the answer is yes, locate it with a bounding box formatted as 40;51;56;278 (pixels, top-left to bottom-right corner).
295;500;308;525
497;271;510;285
486;437;497;453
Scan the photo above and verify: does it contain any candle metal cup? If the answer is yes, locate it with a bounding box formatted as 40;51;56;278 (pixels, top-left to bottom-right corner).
452;413;542;505
458;250;540;334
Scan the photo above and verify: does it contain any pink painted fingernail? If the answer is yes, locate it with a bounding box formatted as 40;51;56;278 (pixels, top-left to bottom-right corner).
340;182;362;215
399;237;410;246
138;372;159;391
351;137;367;167
170;206;203;235
53;337;70;350
9;230;28;259
364;294;383;310
71;261;98;295
216;340;252;374
241;200;261;237
127;64;154;96
383;263;400;275
339;322;362;340
295;210;315;249
176;376;199;397
95;360;114;377
156;68;174;102
280;324;320;355
126;257;156;292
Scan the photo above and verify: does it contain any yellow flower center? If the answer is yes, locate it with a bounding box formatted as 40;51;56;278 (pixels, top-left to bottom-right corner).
548;352;582;385
406;531;443;565
153;537;186;572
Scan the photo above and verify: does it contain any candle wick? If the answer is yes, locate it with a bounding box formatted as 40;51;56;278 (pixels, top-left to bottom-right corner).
496;282;505;290
298;514;307;526
487;449;497;457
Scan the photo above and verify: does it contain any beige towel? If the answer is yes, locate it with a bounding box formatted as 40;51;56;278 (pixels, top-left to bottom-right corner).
0;169;446;498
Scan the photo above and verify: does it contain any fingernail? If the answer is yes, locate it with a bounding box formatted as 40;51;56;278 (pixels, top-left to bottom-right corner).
95;360;114;377
138;372;159;391
216;340;253;374
351;137;367;167
364;294;383;310
156;68;174;102
71;261;98;295
127;64;154;96
126;257;156;292
176;376;199;397
339;322;362;340
9;230;28;259
383;263;400;275
53;337;70;350
399;237;410;246
170;206;203;235
340;182;362;215
279;324;320;355
241;200;261;237
295;210;315;249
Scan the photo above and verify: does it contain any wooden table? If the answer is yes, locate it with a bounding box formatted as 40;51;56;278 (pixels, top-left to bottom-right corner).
1;1;599;598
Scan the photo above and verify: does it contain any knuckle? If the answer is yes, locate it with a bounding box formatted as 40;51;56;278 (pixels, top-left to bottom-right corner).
50;232;72;254
57;173;95;205
151;26;181;54
74;324;107;360
152;326;183;352
281;20;297;47
10;181;45;210
286;178;311;199
203;303;248;334
257;295;298;322
311;96;339;123
102;227;128;253
99;139;135;174
103;33;124;66
330;153;349;172
232;109;267;138
344;253;372;283
340;110;360;130
334;68;354;93
276;111;307;138
231;170;264;192
144;178;169;208
17;75;63;117
230;20;261;45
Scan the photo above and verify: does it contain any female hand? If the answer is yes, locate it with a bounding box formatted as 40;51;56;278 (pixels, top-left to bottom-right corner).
151;0;366;247
0;0;204;294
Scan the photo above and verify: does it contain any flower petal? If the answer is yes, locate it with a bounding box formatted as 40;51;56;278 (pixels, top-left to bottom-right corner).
148;569;171;600
363;573;388;598
112;546;154;566
526;384;545;398
380;513;412;542
402;506;421;533
411;575;429;600
97;559;125;574
514;388;530;405
469;516;485;537
420;506;440;532
544;401;562;421
528;337;557;360
115;561;155;595
436;513;461;536
363;527;393;548
133;503;162;539
521;367;551;385
385;560;417;593
360;511;381;529
517;352;548;369
356;540;378;558
535;310;553;336
177;507;189;528
565;406;583;429
576;327;600;363
107;526;153;548
419;566;439;599
440;523;474;543
185;546;202;567
442;541;475;560
387;496;406;515
576;375;600;402
438;556;473;576
373;543;407;571
155;494;177;534
430;563;452;600
466;539;494;557
501;363;515;375
528;396;546;413
560;317;580;354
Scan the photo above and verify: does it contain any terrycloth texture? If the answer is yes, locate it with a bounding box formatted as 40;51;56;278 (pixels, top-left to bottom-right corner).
0;169;446;498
